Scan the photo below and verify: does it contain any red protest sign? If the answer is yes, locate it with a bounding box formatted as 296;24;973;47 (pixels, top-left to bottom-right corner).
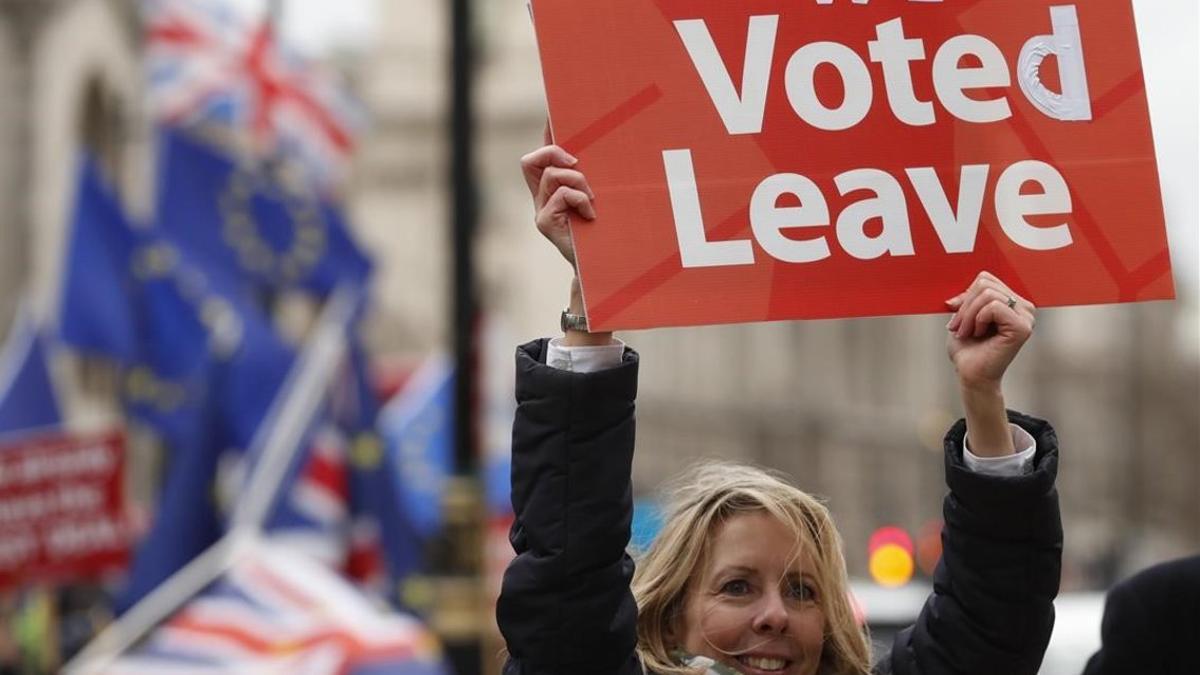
0;429;132;590
530;0;1173;330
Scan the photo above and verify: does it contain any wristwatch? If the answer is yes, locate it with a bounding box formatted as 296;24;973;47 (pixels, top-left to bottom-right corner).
560;309;589;333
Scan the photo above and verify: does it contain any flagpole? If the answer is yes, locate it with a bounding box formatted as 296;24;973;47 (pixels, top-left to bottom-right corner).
450;0;478;479
229;285;360;530
267;0;284;35
445;0;484;672
61;533;249;674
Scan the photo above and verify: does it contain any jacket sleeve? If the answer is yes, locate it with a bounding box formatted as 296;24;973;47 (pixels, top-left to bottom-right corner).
885;411;1062;675
497;339;644;675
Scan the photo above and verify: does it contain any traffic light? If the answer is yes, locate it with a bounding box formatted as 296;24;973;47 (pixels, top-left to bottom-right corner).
868;525;914;588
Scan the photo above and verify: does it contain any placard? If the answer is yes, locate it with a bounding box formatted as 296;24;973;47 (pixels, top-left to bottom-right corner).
0;429;131;589
530;0;1173;330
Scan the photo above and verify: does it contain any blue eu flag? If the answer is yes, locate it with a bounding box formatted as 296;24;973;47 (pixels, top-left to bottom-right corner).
341;341;426;584
211;298;296;453
117;285;296;613
155;129;372;297
377;355;454;541
0;303;62;435
58;156;140;364
60;152;297;454
58;153;213;449
121;244;216;452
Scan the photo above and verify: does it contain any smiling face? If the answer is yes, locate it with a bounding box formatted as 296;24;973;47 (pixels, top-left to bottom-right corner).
631;463;870;675
679;512;827;675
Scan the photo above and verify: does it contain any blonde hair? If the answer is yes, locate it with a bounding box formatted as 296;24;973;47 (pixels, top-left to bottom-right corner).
631;461;872;675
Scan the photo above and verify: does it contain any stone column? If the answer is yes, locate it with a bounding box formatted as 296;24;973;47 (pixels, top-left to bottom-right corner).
0;0;61;333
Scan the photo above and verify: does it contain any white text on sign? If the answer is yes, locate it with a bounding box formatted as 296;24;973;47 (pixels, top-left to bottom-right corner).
666;7;1090;268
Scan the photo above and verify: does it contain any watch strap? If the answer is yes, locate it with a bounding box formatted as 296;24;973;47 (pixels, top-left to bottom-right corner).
560;309;589;333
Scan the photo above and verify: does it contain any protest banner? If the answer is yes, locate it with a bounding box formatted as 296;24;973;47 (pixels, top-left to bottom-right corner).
0;429;131;589
529;0;1173;330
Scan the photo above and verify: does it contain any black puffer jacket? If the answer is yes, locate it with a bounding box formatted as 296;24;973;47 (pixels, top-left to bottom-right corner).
498;339;1062;675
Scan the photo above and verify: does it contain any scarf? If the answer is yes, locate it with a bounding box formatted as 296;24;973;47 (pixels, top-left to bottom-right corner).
672;651;744;675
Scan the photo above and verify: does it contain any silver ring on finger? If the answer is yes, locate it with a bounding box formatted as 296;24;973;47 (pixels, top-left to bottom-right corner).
1006;295;1017;310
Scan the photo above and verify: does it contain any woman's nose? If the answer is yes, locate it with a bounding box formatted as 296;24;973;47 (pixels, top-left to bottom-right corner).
751;591;790;634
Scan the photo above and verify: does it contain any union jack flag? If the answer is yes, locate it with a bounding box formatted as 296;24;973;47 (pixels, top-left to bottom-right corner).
103;541;448;675
265;424;353;570
264;423;389;589
143;0;366;186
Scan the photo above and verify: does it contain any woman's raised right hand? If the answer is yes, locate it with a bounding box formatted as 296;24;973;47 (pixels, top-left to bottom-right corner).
520;126;596;266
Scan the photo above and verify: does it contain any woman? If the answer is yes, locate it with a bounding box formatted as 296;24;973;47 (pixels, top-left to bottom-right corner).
497;142;1062;675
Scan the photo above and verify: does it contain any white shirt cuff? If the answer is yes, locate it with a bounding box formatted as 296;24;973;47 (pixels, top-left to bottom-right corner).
963;424;1037;476
546;337;625;373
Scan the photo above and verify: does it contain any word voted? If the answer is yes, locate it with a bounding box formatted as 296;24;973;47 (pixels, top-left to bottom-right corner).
677;7;1091;133
665;151;1072;268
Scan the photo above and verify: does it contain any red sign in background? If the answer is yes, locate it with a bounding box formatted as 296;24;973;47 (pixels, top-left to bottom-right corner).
531;0;1173;330
0;429;131;589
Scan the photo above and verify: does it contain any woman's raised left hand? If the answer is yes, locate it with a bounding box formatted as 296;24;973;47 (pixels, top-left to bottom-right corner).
945;271;1036;392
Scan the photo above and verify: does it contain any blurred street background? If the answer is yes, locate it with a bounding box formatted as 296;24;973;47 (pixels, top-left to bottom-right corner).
0;1;1195;674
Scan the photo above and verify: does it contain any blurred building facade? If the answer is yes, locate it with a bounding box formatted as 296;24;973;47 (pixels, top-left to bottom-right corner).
357;0;1200;591
1;0;143;321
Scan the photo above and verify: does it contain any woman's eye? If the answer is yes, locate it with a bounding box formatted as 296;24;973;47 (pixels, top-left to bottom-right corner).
787;580;817;601
720;579;751;595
